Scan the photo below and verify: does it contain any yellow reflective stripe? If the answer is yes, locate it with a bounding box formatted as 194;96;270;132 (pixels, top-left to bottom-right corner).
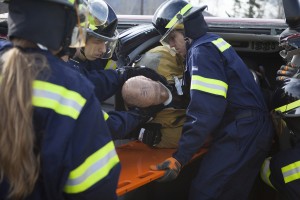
32;80;86;119
104;59;117;70
212;38;231;52
165;3;193;28
68;0;75;4
275;99;300;113
87;14;99;30
281;161;300;184
102;110;109;121
64;141;120;193
191;75;228;98
260;157;276;189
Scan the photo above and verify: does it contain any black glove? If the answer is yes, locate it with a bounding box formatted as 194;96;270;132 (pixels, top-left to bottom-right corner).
276;62;300;81
138;123;162;147
118;66;169;86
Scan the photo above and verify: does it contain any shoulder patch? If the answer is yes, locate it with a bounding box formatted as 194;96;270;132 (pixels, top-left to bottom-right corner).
192;66;198;71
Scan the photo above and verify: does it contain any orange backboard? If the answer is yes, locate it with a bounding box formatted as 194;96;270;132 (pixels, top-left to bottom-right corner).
116;141;208;196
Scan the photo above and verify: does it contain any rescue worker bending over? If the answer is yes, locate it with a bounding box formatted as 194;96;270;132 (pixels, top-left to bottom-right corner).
68;0;166;139
0;0;120;199
261;78;300;200
150;1;274;199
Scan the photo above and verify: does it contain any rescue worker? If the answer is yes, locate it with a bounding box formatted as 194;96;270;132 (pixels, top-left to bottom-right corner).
67;0;168;139
0;0;121;199
149;1;274;199
260;1;300;198
260;78;300;200
68;0;120;102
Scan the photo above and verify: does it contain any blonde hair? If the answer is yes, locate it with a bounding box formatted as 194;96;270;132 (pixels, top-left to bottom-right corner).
0;39;49;199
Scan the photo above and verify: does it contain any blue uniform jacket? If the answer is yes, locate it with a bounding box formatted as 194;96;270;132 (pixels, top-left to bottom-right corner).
67;58;142;139
68;58;121;102
173;33;269;165
0;41;121;200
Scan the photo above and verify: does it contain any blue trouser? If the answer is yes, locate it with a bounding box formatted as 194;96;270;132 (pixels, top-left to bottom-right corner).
268;143;300;200
189;111;274;200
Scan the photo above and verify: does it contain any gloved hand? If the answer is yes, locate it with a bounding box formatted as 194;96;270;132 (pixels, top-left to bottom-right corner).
138;123;162;147
118;66;169;86
150;157;181;182
276;62;300;81
128;104;165;123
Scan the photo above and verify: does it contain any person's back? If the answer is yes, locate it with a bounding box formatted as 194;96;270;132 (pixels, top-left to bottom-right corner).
188;32;267;110
0;0;120;199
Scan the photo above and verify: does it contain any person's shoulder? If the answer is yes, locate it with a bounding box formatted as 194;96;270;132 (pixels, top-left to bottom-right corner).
44;54;95;98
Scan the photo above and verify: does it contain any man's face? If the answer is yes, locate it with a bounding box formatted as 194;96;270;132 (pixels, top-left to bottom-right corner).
167;30;187;57
84;36;106;60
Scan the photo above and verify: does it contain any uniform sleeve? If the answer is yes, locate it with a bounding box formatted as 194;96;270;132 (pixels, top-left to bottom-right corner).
63;93;121;200
173;43;228;165
86;69;122;102
103;110;142;139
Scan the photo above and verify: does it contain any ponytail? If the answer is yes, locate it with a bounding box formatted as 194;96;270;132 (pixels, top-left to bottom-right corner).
0;39;49;199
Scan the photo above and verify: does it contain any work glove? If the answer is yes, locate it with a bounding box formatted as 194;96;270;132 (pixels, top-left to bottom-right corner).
150;157;181;182
128;104;165;124
118;66;169;86
138;123;162;147
276;62;300;81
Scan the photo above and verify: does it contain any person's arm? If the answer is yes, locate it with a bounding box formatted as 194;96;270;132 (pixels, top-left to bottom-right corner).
103;110;142;139
86;69;123;102
173;43;228;166
63;93;120;200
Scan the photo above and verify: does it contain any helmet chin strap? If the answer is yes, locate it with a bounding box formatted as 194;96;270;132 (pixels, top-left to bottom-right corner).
78;47;87;60
184;37;191;52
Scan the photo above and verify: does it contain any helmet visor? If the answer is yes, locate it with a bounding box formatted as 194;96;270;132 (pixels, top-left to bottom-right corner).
70;1;108;48
88;0;109;26
87;30;119;59
160;18;184;56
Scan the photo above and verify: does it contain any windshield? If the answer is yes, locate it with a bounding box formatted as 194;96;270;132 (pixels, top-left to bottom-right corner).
109;0;284;19
193;0;284;19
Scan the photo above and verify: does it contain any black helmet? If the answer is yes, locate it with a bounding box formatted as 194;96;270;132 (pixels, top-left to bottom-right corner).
152;0;207;38
152;0;208;53
152;0;190;36
86;0;118;59
6;0;90;51
272;78;300;133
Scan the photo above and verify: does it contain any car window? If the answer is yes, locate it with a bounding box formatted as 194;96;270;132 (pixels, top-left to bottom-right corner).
109;0;284;19
193;0;284;19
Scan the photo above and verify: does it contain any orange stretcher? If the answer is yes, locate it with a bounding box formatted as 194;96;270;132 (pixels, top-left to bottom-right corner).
116;141;208;196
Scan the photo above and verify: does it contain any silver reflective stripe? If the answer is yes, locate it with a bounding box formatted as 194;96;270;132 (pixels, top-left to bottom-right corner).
212;38;231;52
65;148;118;187
282;164;300;183
33;89;82;113
192;79;227;93
283;167;300;178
